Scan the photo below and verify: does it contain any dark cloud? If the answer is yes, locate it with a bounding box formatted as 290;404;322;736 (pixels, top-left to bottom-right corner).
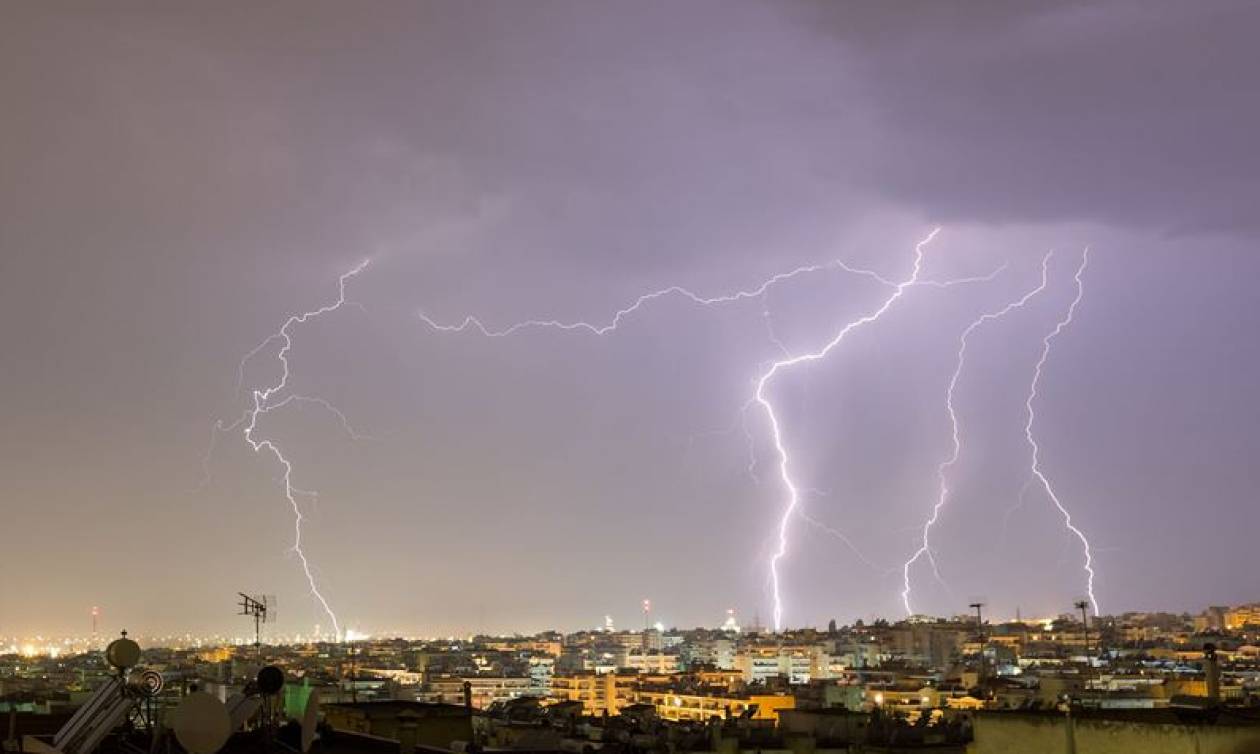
791;0;1260;232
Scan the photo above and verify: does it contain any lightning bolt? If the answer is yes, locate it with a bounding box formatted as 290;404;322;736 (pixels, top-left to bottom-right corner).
797;506;894;576
417;228;1015;631
900;251;1054;617
1024;249;1099;615
218;260;369;640
757;228;939;631
259;394;374;441
417;259;1002;337
418;260;887;337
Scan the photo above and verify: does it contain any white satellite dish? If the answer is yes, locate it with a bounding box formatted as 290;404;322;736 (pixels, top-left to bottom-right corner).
173;692;231;754
300;689;321;753
105;637;141;670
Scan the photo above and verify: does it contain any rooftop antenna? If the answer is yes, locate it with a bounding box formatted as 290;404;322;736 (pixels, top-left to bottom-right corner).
238;593;275;662
51;631;151;754
256;665;286;745
223;666;284;738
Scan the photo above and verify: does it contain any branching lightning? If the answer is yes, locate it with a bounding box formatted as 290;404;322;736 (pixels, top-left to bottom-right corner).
209;260;369;640
259;394;374;441
900;251;1054;617
756;229;939;630
414;228;1028;631
190;227;1099;635
797;507;894;576
1024;249;1099;615
417;259;1002;338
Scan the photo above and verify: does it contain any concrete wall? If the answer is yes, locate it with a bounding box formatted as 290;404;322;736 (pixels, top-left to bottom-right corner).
971;712;1260;754
778;709;866;743
970;714;1065;754
323;704;473;750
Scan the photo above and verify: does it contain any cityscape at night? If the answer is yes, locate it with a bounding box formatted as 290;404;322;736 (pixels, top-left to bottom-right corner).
4;2;1259;752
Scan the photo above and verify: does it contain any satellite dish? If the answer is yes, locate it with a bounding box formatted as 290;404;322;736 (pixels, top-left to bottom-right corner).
106;637;141;670
173;692;231;754
300;689;321;753
130;669;164;697
225;694;262;731
257;666;285;695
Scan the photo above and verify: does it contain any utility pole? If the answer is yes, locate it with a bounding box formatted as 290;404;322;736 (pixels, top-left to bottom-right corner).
969;603;985;640
1075;599;1092;691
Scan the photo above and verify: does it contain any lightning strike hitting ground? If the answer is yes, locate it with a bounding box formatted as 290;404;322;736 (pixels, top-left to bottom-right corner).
223;260;369;640
1024;249;1099;615
757;229;939;631
900;251;1055;617
417;229;1013;630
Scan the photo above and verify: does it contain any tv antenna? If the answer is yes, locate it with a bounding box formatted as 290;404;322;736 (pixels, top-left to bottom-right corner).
238;593;275;661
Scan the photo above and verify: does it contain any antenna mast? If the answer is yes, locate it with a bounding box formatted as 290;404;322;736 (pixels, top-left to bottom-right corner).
238;593;274;662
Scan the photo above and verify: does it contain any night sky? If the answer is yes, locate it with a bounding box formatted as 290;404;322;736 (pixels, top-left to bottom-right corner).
2;1;1257;638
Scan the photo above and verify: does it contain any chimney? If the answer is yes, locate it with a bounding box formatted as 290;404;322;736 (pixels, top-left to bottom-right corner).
463;681;473;710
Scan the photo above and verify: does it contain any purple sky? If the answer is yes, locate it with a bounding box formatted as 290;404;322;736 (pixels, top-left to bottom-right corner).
2;1;1258;637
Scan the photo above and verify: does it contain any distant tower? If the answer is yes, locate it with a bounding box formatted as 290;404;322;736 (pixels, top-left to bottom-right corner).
91;606;100;650
641;599;651;655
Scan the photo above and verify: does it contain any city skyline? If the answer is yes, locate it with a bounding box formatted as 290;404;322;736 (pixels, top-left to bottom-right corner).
8;598;1260;656
4;1;1259;637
